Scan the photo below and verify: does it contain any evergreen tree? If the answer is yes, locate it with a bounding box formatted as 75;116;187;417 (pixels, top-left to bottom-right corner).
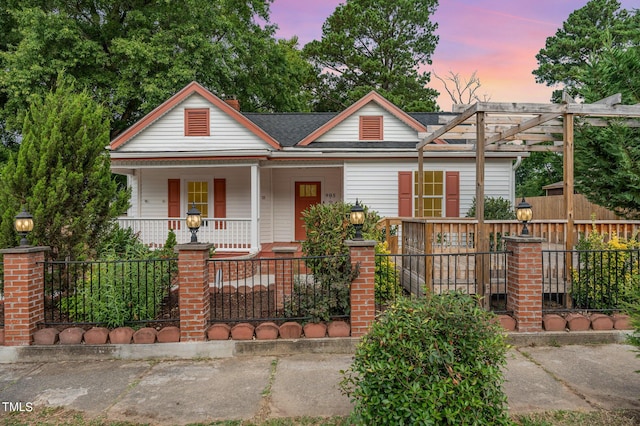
303;0;440;111
0;75;129;259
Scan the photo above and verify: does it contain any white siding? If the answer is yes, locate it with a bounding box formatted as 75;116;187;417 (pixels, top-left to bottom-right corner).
271;167;343;242
118;94;273;152
316;103;420;142
137;167;252;218
344;159;515;217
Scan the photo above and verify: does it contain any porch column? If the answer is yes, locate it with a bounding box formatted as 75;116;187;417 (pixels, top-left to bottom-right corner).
250;164;260;253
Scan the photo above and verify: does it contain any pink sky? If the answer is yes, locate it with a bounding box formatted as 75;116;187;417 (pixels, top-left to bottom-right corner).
269;0;638;111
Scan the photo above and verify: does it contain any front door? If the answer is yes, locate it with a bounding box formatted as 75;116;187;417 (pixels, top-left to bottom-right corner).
295;182;321;241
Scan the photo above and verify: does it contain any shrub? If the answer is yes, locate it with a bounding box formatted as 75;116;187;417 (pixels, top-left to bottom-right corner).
341;292;511;425
466;196;517;220
61;229;177;327
374;241;400;305
572;228;640;310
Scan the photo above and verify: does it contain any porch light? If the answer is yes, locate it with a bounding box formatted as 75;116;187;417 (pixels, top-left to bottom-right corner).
516;197;533;236
350;199;365;240
186;202;202;243
15;207;34;246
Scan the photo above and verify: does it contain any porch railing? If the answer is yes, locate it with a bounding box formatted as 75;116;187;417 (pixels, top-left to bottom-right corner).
117;217;252;251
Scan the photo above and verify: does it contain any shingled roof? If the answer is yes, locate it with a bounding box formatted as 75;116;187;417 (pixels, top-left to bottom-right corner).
243;111;459;148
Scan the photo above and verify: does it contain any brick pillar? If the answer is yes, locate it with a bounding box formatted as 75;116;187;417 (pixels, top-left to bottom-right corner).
346;240;377;337
273;247;297;310
177;243;213;342
504;236;544;332
0;246;49;346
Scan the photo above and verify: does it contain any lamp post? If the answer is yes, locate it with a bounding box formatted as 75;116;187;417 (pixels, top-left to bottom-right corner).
350;199;365;240
15;208;34;247
516;197;533;236
186;202;202;243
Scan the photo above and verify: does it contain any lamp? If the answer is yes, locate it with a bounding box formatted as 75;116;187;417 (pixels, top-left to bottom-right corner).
515;197;533;236
186;202;202;243
15;207;34;246
350;199;365;240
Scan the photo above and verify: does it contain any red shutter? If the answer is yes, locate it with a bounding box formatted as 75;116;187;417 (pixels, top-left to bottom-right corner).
398;171;412;217
214;178;226;229
359;116;383;140
184;109;210;136
445;171;460;218
168;179;181;230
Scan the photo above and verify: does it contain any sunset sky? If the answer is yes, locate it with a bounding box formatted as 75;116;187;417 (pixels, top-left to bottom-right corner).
269;0;638;111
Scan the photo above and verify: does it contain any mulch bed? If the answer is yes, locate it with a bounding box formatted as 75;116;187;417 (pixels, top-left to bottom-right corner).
210;290;283;323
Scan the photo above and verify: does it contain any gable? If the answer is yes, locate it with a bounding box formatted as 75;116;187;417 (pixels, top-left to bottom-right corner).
297;91;426;146
313;103;421;144
110;81;280;152
114;93;279;153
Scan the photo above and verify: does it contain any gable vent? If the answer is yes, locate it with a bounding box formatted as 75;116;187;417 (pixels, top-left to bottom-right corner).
185;108;210;136
359;115;383;140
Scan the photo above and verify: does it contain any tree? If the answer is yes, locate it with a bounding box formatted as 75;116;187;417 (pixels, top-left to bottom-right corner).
434;70;491;106
0;0;315;141
303;0;440;112
532;0;640;101
516;151;563;197
0;75;130;259
573;46;640;218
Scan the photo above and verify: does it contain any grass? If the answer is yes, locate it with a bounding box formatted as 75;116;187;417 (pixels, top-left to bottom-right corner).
3;408;640;426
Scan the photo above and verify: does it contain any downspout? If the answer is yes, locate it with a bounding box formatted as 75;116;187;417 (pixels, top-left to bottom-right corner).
512;155;523;171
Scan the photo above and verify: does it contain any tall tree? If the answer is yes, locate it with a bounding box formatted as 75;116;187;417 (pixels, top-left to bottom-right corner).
303;0;440;112
0;75;130;259
433;70;491;106
532;0;640;101
574;46;640;218
0;0;315;141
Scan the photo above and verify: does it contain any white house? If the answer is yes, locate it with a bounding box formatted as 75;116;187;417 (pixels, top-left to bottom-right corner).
109;82;519;253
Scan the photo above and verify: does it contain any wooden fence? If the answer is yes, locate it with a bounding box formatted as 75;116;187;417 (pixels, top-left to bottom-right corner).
526;194;619;220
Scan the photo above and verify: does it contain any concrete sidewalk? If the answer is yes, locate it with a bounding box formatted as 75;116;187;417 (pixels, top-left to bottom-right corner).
1;338;639;424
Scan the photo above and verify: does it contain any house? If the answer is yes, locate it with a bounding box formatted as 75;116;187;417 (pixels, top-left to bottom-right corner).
109;82;520;253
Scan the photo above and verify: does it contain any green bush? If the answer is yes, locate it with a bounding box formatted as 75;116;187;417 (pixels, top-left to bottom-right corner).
572;228;640;310
466;196;517;220
374;241;400;305
62;228;177;327
341;292;511;425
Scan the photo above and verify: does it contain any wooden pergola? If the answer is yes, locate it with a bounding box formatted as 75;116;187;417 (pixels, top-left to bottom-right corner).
416;93;640;254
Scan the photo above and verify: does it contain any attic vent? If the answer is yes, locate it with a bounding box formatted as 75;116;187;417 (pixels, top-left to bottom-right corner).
359;115;383;140
185;109;210;136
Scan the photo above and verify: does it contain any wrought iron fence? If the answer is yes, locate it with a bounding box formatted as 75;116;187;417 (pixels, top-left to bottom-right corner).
208;255;351;324
543;248;640;313
375;251;509;313
41;258;178;326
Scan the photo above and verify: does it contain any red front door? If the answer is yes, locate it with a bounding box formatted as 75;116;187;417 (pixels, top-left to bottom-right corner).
295;182;321;241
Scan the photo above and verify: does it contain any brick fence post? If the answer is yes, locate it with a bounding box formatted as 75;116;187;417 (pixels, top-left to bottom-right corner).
503;236;544;332
273;247;297;310
346;240;377;337
0;246;49;346
177;243;213;342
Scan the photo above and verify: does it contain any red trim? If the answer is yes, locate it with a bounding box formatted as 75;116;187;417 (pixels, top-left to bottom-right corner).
110;81;281;150
184;108;210;136
398;172;413;217
359;116;383;140
445;171;460;217
298;91;427;146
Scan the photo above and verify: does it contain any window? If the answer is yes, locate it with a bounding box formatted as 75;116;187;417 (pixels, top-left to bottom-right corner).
359;116;383;140
414;171;443;217
184;109;210;136
188;181;209;217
